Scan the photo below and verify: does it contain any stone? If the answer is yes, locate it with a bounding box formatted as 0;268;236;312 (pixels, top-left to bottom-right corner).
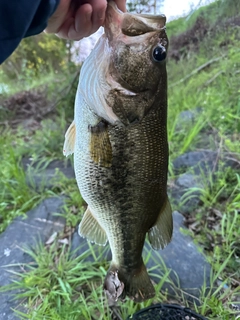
176;172;204;189
70;211;211;303
173;150;217;175
0;197;66;320
173;150;238;176
145;211;211;303
179;110;196;122
22;158;75;191
175;107;202;131
170;172;204;213
171;150;239;213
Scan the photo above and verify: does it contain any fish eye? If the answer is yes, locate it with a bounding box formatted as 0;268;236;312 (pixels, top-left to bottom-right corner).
152;45;166;62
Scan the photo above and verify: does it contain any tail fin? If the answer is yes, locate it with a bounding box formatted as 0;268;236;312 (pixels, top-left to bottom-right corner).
104;262;155;302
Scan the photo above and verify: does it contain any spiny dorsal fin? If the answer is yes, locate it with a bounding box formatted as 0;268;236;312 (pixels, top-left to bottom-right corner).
63;120;76;157
89;121;112;167
148;196;173;250
78;207;108;246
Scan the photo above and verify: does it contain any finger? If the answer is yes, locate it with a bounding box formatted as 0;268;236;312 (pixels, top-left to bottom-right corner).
55;17;75;39
74;4;93;37
88;0;107;31
56;4;93;40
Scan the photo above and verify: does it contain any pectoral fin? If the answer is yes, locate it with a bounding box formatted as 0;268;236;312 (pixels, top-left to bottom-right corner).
89;121;112;167
148;196;173;250
63;120;76;156
79;207;108;246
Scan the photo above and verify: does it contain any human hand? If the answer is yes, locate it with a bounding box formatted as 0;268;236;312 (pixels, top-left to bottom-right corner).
45;0;126;40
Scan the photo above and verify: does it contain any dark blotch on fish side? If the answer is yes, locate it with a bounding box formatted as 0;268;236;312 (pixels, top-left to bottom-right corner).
89;120;113;167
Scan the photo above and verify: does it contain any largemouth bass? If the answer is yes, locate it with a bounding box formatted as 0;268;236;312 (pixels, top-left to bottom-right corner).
63;1;173;302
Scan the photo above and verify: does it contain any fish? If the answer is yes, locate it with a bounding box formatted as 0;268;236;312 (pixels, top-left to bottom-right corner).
63;1;173;302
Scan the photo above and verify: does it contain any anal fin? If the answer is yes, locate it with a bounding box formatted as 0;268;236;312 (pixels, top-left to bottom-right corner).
79;207;108;246
63;120;76;156
89;121;112;167
148;196;173;250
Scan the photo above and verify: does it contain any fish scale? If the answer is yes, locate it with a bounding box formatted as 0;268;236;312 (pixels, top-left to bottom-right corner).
64;1;173;302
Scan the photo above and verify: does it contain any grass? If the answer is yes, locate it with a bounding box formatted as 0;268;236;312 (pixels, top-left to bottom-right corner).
0;241;172;319
0;0;240;318
0;131;42;232
1;240;239;319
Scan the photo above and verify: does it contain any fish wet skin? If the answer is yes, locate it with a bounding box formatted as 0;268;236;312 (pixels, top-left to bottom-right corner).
63;1;173;302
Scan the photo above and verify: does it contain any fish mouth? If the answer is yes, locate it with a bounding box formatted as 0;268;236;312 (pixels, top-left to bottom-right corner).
105;1;166;40
117;77;150;95
107;71;150;96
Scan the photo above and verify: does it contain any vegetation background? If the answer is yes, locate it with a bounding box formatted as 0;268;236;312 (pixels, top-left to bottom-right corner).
0;0;239;319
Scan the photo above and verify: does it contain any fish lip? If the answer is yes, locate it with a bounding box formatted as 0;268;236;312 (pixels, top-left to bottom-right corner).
106;1;166;22
107;1;123;14
104;1;124;40
105;1;166;40
136;13;166;20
